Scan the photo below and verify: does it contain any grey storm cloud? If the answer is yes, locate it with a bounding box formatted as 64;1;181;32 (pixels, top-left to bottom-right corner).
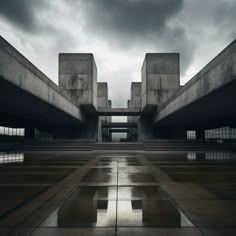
1;0;236;83
77;0;194;75
81;0;184;37
0;0;48;32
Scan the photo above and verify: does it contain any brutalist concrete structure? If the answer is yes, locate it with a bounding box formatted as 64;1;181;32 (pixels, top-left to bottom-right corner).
128;82;142;141
58;53;99;139
59;53;97;110
141;53;180;111
1;35;236;142
97;82;110;142
139;53;181;141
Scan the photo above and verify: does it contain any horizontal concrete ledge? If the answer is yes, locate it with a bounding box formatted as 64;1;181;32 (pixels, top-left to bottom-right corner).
154;38;236;124
97;108;141;116
0;36;84;123
102;122;138;128
23;139;97;143
109;128;130;133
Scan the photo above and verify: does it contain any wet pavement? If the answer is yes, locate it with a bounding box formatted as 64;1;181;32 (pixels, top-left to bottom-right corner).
0;151;236;235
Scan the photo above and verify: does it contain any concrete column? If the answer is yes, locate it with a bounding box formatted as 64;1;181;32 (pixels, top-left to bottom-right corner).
79;116;99;141
196;129;205;140
138;116;154;141
156;127;186;139
24;128;36;139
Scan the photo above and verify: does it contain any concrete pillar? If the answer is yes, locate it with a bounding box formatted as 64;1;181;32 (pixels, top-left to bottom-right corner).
155;127;186;139
59;53;97;110
141;53;180;111
79;116;99;141
24;128;36;139
138;116;155;141
196;129;205;140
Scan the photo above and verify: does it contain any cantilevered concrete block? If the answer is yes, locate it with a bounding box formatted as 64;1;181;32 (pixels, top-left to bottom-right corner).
97;82;109;142
141;53;180;111
131;82;142;108
59;53;97;111
97;82;108;109
107;100;112;123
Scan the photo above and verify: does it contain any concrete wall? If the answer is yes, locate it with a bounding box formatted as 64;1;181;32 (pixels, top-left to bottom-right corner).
129;82;141;123
107;100;112;123
131;82;142;108
154;39;236;126
59;53;97;110
97;82;108;110
97;82;110;142
141;53;180;110
127;82;142;141
0;36;84;125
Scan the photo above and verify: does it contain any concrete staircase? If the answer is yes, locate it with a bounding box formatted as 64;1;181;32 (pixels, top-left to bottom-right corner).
0;140;235;152
0;140;96;152
95;142;144;150
144;141;235;151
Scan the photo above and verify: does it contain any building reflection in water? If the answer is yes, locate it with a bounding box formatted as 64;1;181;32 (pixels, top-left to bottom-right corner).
54;186;192;227
0;152;24;164
187;152;236;161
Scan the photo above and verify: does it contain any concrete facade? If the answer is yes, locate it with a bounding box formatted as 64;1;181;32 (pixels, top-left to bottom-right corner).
97;82;109;142
127;82;142;141
1;35;236;142
0;37;84;128
59;53;97;111
141;53;180;111
154;39;236;132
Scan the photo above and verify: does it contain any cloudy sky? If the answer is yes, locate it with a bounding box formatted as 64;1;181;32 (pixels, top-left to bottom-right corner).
0;0;236;109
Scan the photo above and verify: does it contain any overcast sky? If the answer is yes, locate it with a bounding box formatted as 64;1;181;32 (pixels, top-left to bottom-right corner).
0;0;236;109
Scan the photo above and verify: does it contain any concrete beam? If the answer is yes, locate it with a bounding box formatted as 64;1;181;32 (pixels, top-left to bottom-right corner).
59;53;97;111
0;36;84;127
97;108;141;116
154;39;236;129
142;53;180;111
109;128;130;133
102;122;138;128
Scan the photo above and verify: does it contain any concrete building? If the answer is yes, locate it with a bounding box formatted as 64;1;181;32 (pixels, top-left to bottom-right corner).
97;82;109;142
1;35;236;143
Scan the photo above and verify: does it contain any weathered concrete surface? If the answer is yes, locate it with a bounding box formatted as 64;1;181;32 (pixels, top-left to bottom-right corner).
59;53;97;111
0;36;84;128
97;82;110;142
154;39;236;129
107;100;112;123
97;82;108;109
131;82;142;108
128;82;141;123
142;53;180;111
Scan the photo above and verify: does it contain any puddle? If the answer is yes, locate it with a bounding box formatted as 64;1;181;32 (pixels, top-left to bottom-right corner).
117;200;194;227
81;168;117;184
0;152;24;164
118;173;157;185
41;185;194;228
41;199;193;227
68;187;117;200
41;200;116;227
118;186;167;200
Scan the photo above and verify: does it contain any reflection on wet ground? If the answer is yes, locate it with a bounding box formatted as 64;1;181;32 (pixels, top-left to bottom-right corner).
0;151;236;235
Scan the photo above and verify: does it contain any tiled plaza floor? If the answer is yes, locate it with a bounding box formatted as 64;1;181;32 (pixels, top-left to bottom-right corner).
0;151;236;235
